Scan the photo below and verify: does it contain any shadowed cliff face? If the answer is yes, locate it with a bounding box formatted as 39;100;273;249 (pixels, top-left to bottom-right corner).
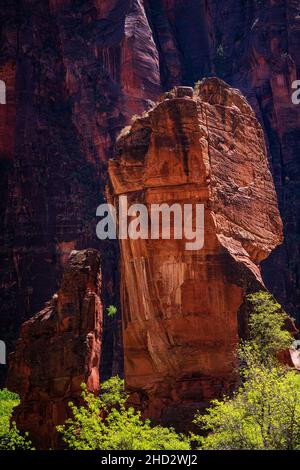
108;80;282;427
0;0;163;380
0;0;299;383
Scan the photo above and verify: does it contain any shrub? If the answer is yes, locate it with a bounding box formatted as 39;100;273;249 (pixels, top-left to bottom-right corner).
242;291;293;366
194;292;299;450
58;377;190;450
194;366;300;450
0;389;34;450
106;305;117;317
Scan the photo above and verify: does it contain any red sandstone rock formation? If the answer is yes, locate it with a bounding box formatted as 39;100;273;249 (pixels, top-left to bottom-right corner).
108;79;283;427
1;0;300;387
205;0;300;323
7;249;102;449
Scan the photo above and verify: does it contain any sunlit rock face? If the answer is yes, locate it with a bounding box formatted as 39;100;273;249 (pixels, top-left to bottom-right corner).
108;78;283;427
7;249;102;449
1;0;300;388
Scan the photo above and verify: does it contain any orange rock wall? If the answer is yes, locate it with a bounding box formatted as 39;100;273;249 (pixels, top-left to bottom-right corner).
108;79;283;426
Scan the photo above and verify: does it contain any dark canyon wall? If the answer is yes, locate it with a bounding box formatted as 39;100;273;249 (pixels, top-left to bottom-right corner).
0;0;300;382
108;79;283;426
7;249;102;449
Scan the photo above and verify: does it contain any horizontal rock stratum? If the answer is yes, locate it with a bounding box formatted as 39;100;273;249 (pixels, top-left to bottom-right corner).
7;249;102;449
108;78;283;427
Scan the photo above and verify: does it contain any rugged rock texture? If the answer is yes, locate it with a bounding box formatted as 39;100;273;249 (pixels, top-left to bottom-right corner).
1;0;160;380
143;0;300;319
7;249;102;449
204;0;300;330
0;0;300;385
108;79;283;426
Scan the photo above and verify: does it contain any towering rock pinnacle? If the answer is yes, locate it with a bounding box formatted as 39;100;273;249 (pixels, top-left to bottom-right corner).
108;78;283;427
7;249;102;449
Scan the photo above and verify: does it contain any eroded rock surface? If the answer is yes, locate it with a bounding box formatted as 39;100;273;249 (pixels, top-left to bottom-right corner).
108;79;283;426
7;249;102;449
1;0;300;388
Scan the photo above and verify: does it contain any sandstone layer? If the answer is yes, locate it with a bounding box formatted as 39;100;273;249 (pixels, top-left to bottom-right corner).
7;249;102;449
1;0;300;387
108;79;283;426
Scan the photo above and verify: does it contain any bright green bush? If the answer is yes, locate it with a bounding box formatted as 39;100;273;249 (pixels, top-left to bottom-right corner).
58;377;191;450
194;292;299;450
245;291;293;362
0;389;34;450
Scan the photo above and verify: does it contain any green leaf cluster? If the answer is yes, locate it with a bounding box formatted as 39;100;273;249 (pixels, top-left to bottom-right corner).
194;367;300;450
245;291;293;362
0;389;34;450
194;291;300;450
106;305;118;317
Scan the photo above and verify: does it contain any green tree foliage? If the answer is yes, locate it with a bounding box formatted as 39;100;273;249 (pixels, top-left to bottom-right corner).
0;389;34;450
106;305;117;317
245;291;292;363
194;291;300;450
194;367;300;450
58;377;190;450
